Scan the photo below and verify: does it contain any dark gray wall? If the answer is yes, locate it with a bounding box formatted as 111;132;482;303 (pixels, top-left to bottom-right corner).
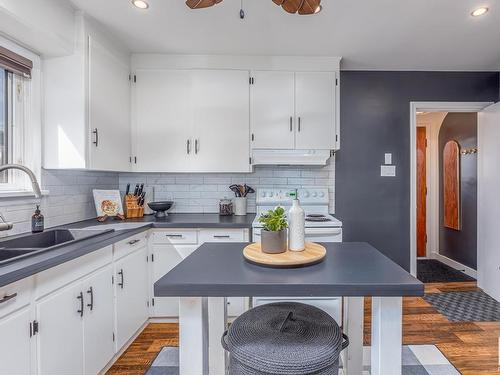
439;113;478;269
336;71;499;270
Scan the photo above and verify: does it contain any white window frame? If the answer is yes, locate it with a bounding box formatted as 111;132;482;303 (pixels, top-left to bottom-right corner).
0;36;42;197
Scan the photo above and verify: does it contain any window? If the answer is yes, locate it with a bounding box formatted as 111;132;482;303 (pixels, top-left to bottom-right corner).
0;41;36;194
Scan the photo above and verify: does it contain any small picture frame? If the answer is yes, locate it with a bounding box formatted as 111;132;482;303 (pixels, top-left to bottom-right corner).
93;190;124;218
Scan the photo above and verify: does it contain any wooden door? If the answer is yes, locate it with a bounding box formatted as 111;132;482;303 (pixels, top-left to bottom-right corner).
83;265;115;375
88;36;131;172
416;127;427;257
295;72;336;150
115;246;149;349
36;282;84;375
191;70;251;172
0;307;32;375
134;70;193;172
250;71;295;149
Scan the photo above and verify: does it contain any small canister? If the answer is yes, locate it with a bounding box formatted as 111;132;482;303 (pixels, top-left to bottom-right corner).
219;198;233;216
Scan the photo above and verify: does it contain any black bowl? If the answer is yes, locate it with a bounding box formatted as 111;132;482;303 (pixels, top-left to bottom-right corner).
148;201;174;218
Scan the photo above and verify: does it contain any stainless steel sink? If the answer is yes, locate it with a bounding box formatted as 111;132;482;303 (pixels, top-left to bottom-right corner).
0;229;114;265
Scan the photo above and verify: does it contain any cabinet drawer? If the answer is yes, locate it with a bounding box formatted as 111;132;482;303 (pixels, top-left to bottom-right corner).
0;277;34;319
114;232;148;260
199;229;247;243
153;230;198;245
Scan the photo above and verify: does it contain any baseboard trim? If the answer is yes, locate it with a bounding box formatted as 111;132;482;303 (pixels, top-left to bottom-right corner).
430;252;477;279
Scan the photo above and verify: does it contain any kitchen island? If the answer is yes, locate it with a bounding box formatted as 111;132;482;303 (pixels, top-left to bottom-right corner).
155;241;424;375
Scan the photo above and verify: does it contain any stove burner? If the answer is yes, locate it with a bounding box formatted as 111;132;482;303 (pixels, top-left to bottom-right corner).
305;214;331;222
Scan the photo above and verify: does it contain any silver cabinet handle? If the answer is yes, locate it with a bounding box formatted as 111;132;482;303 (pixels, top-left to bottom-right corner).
0;293;17;304
187;139;191;154
92;128;99;147
289;116;293;132
213;235;231;239
127;239;140;245
166;234;183;238
195;139;199;154
298;117;301;132
118;269;124;289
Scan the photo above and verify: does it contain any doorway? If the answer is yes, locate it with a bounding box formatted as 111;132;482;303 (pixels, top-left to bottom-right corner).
409;102;493;277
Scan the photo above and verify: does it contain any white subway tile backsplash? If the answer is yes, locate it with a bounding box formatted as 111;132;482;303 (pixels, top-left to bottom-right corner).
119;157;336;214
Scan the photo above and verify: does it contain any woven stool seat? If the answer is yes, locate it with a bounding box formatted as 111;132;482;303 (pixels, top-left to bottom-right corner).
222;302;349;375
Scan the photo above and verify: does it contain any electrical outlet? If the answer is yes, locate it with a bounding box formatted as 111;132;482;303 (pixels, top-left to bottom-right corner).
381;165;396;177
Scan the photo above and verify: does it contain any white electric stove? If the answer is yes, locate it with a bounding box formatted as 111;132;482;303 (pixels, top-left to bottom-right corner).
252;188;343;243
251;187;343;320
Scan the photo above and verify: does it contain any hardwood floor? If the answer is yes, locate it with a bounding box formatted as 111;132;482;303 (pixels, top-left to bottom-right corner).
107;282;500;375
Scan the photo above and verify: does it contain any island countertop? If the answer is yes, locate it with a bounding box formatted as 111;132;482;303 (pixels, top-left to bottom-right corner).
154;242;424;297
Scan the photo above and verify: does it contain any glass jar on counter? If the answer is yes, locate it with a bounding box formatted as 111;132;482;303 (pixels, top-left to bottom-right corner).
219;198;233;216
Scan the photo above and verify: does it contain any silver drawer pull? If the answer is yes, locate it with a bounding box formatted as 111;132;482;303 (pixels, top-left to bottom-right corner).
213;235;231;239
166;234;183;238
127;239;141;245
0;293;17;304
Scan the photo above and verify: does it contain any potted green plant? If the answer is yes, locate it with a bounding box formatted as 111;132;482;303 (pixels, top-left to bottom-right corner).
258;206;288;254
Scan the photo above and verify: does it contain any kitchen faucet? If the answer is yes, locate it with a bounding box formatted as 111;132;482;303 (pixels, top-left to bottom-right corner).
0;164;42;231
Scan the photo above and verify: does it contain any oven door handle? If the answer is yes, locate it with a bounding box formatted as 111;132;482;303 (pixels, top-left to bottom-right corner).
304;227;342;236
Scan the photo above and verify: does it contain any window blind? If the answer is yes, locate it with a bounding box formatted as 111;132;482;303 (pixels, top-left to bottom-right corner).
0;46;33;78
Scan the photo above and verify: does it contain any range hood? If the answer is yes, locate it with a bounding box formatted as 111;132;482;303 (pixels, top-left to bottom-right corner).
251;149;332;166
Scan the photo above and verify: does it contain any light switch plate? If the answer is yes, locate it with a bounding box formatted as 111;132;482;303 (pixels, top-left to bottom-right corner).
384;153;392;165
381;165;396;177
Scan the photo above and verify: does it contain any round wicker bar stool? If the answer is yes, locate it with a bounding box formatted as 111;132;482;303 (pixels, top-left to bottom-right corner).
222;302;349;375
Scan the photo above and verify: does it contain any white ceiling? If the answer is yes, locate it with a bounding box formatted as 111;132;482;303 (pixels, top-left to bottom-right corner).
68;0;500;70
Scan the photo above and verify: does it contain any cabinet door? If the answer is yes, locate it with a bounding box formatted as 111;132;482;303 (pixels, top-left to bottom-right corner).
0;307;32;375
250;71;295;149
88;36;131;171
295;72;336;150
115;246;149;349
36;282;84;375
134;70;193;172
191;70;251;172
152;244;183;317
83;266;115;375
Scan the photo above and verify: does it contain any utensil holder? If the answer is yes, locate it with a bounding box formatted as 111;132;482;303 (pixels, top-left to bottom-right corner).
233;197;247;216
124;195;144;219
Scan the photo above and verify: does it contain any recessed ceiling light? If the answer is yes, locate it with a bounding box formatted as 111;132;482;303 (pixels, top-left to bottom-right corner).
471;7;488;17
314;5;322;14
132;0;149;9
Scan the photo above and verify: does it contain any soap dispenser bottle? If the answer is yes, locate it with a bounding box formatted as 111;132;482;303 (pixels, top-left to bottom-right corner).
32;205;44;233
288;191;305;251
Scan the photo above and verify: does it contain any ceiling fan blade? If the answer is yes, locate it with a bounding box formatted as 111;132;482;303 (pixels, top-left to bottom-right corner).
186;0;222;9
298;0;320;14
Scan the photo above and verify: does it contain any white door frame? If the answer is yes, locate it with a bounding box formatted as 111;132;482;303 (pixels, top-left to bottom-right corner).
409;102;493;277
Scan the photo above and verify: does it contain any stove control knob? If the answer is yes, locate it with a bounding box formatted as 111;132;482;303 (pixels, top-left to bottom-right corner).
261;192;266;198
269;192;274;197
319;192;325;198
302;191;310;198
312;192;318;197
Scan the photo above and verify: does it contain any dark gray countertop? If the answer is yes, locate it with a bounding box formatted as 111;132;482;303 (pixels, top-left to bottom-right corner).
154;242;424;297
0;213;255;287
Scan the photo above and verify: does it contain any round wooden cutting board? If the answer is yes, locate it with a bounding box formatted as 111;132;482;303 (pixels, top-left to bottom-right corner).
243;242;326;268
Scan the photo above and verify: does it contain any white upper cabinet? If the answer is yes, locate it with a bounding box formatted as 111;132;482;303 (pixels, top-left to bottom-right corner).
134;70;193;172
250;71;295;149
295;72;336;150
43;15;132;171
88;36;131;172
133;69;251;173
250;70;338;151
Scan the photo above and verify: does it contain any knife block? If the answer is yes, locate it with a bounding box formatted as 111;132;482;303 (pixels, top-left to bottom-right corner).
124;195;144;219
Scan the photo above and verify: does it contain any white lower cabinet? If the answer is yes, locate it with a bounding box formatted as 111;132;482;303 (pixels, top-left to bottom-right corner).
83;266;115;375
115;245;149;349
151;228;249;318
36;281;85;375
0;306;32;375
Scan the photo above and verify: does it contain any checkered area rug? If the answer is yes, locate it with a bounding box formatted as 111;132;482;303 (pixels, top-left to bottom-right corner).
424;290;500;322
146;345;459;375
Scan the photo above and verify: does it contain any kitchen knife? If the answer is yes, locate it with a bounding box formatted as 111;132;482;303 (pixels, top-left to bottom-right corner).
137;183;144;197
125;183;130;196
133;184;139;196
